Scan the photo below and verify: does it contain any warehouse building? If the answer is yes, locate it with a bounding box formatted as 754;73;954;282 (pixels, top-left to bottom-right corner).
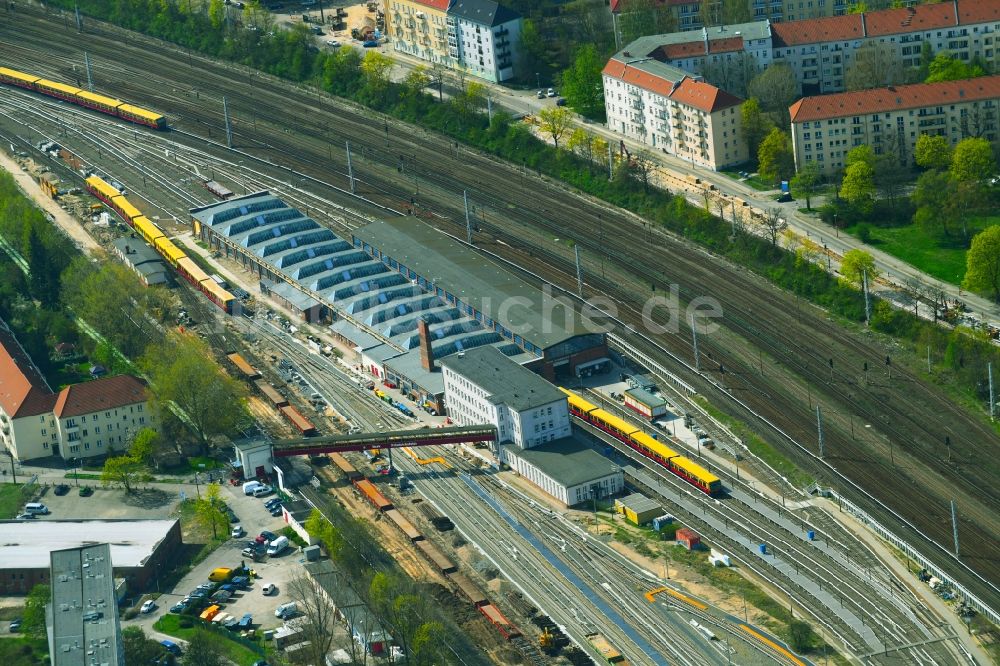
502;436;623;507
47;543;125;666
0;519;181;595
441;345;570;450
111;237;168;286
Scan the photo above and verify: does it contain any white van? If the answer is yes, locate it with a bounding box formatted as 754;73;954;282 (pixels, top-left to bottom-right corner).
24;503;49;515
274;602;297;619
266;535;289;556
242;481;262;495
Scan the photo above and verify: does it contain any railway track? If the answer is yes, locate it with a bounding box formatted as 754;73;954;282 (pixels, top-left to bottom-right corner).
2;5;997;617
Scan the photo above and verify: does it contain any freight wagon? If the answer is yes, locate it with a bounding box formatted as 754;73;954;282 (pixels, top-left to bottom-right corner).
328;453;363;482
384;509;423;543
354;479;393;512
280;405;317;436
253;379;289;408
414;539;456;574
227;353;261;380
448;572;488;607
586;633;628;665
479;604;521;640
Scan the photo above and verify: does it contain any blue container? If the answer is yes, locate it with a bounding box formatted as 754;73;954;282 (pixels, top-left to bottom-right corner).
807;530;815;541
759;543;767;555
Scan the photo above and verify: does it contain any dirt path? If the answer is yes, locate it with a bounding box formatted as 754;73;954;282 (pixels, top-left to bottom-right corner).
0;149;102;255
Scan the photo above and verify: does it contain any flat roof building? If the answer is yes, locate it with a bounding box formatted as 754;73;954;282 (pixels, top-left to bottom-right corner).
502;436;623;506
616;492;661;525
110;237;168;286
441;345;570;450
0;519;182;595
47;543;124;666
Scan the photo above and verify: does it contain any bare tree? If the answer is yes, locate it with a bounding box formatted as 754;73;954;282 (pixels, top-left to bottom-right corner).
845;42;907;91
287;574;342;666
757;208;788;245
631;149;656;193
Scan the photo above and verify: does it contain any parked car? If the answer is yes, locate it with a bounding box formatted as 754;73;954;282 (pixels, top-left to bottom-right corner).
231;525;245;538
169;601;188;614
556;97;567;106
8;618;22;633
362;40;379;48
546;88;556;97
536;90;545;99
140;600;156;614
261;583;277;596
15;513;34;520
79;486;93;497
259;530;278;543
252;485;273;497
777;192;793;202
325;39;341;47
53;484;70;496
264;498;282;509
160;640;182;655
269;506;283;517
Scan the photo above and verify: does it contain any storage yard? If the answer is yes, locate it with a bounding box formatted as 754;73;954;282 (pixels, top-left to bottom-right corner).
0;4;994;665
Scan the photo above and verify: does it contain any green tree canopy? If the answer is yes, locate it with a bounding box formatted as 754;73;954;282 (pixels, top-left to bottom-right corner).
123;626;163;664
912;169;958;237
840;161;876;210
22;584;50;640
757;128;795;184
914;134;953;170
790;161;822;210
741;98;774;166
845;41;907;91
617;0;677;46
925;52;986;83
964;225;1000;300
840;249;878;287
559;45;605;120
360;50;394;92
182;631;223;666
950;136;996;184
538;106;573;150
748;64;797;127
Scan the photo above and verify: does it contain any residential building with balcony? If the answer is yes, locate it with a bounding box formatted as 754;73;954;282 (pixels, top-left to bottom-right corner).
789;75;1000;175
385;0;454;66
385;0;521;83
603;37;747;170
0;318;152;462
448;0;521;82
610;0;881;33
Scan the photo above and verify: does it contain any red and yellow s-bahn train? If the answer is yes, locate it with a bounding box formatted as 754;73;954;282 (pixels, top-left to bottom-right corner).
86;175;236;313
0;66;167;130
561;388;723;496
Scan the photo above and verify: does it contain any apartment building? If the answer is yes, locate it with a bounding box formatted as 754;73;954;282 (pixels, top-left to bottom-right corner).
385;0;522;83
789;75;1000;174
603;37;747;170
440;345;571;451
448;0;521;82
0;320;152;462
385;0;453;65
611;0;871;32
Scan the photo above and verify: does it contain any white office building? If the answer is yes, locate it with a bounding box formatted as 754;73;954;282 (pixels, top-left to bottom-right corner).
447;0;521;83
441;345;570;451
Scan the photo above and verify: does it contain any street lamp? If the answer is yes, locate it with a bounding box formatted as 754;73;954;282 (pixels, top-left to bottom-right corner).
535;72;540;89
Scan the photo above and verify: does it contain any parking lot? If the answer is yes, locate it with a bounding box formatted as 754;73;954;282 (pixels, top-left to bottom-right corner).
128;483;306;634
23;482;187;520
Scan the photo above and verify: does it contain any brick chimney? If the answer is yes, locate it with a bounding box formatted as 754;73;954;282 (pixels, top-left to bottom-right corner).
417;318;435;372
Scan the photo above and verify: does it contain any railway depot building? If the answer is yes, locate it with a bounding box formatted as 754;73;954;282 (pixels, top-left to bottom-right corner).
1;320;152;462
502;438;624;507
0;519;181;595
191;195;608;414
789;75;1000;174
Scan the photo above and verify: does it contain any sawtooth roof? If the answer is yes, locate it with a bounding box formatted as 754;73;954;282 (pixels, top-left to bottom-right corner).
789;75;1000;123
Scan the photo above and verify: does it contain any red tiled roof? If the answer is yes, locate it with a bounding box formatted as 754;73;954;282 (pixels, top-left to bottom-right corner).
0;324;55;419
604;59;743;113
707;36;744;54
53;375;148;418
660;41;706;59
771;13;863;46
411;0;451;10
603;59;680;98
671;77;743;112
864;2;958;38
789;75;1000;123
958;0;1000;24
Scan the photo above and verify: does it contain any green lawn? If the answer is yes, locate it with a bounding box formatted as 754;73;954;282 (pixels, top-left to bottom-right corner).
0;484;28;519
844;222;989;286
0;636;49;665
721;170;774;191
153;614;265;666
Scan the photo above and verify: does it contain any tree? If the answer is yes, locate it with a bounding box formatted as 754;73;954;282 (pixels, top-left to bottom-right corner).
839;145;876;210
950;137;996;184
918;41;935;80
402;65;430;98
757;128;795;184
142;334;249;452
700;0;751;26
208;0;225;29
756;208;788;245
360;50;394;92
451;80;486;119
123;626;163;664
194;483;229;539
925;52;986;83
305;508;344;557
748;64;797;127
840;249;878;287
538;106;573;150
741;98;774;166
700;52;758;99
790;162;822;210
617;0;677;45
101;431;153;493
23;226;58;307
845;41;907;90
559;45;605;120
287;574;339;666
182;631;223;666
873;151;909;205
22;584;49;641
788;620;816;652
914;134;952;170
964;225;1000;301
913;169;958;237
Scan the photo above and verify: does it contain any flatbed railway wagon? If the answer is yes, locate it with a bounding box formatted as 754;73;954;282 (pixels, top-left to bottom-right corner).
384;509;423;543
280;405;317;437
328;453;363;482
354;479;393;512
479;604;521;640
253;379;289;408
414;539;456;574
0;67;167;129
227;353;261;381
586;632;629;665
449;572;488;607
